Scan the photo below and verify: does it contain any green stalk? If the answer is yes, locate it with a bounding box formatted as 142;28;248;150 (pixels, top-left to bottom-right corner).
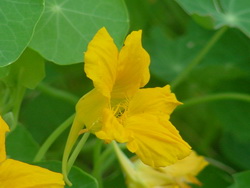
92;140;103;186
206;157;236;174
92;144;113;176
176;92;250;111
37;82;78;105
171;26;228;90
12;85;26;130
33;114;75;162
111;141;136;180
92;144;113;188
93;140;103;167
92;143;127;179
67;132;90;171
63;132;90;186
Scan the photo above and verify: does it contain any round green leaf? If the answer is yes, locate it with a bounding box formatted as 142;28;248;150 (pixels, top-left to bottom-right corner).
0;0;44;67
176;0;250;37
29;0;129;65
144;22;213;82
145;22;250;84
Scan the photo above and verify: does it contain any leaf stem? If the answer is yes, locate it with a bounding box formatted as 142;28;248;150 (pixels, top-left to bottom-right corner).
176;92;250;111
37;82;78;105
92;143;113;188
171;26;228;90
92;140;103;179
63;132;90;186
67;132;90;171
111;141;136;181
206;157;236;174
93;140;103;166
12;85;26;130
33;114;75;162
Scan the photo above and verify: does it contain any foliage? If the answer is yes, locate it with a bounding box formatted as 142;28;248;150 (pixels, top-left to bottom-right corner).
1;0;250;187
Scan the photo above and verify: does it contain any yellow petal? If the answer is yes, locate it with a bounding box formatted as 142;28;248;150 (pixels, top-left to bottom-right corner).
128;85;182;119
0;159;64;188
111;30;150;98
0;116;10;162
95;108;132;143
128;159;175;188
126;151;207;188
162;151;208;178
75;89;108;132
84;27;118;98
126;114;191;167
63;89;108;175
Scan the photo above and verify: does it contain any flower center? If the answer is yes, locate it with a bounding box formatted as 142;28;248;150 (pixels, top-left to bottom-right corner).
115;106;125;118
112;99;129;123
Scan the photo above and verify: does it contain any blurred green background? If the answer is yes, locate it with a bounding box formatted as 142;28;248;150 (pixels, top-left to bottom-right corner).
1;0;250;187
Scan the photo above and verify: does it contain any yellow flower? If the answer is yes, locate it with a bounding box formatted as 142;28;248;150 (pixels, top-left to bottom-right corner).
0;116;65;188
113;142;207;188
129;151;208;188
64;27;191;168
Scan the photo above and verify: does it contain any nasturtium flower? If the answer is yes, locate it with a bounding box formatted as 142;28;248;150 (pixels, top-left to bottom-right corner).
113;142;207;188
64;27;191;168
127;151;208;188
0;116;65;188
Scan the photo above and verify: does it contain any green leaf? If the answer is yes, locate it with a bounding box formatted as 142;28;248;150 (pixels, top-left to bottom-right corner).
218;101;250;141
221;131;250;170
6;48;45;89
36;161;98;188
190;29;250;91
192;14;215;30
20;89;74;145
229;171;250;188
176;0;250;37
0;66;10;78
29;0;129;65
192;165;231;188
6;125;39;162
0;0;44;67
124;0;151;31
144;22;250;84
214;101;250;169
103;167;126;188
144;22;213;82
